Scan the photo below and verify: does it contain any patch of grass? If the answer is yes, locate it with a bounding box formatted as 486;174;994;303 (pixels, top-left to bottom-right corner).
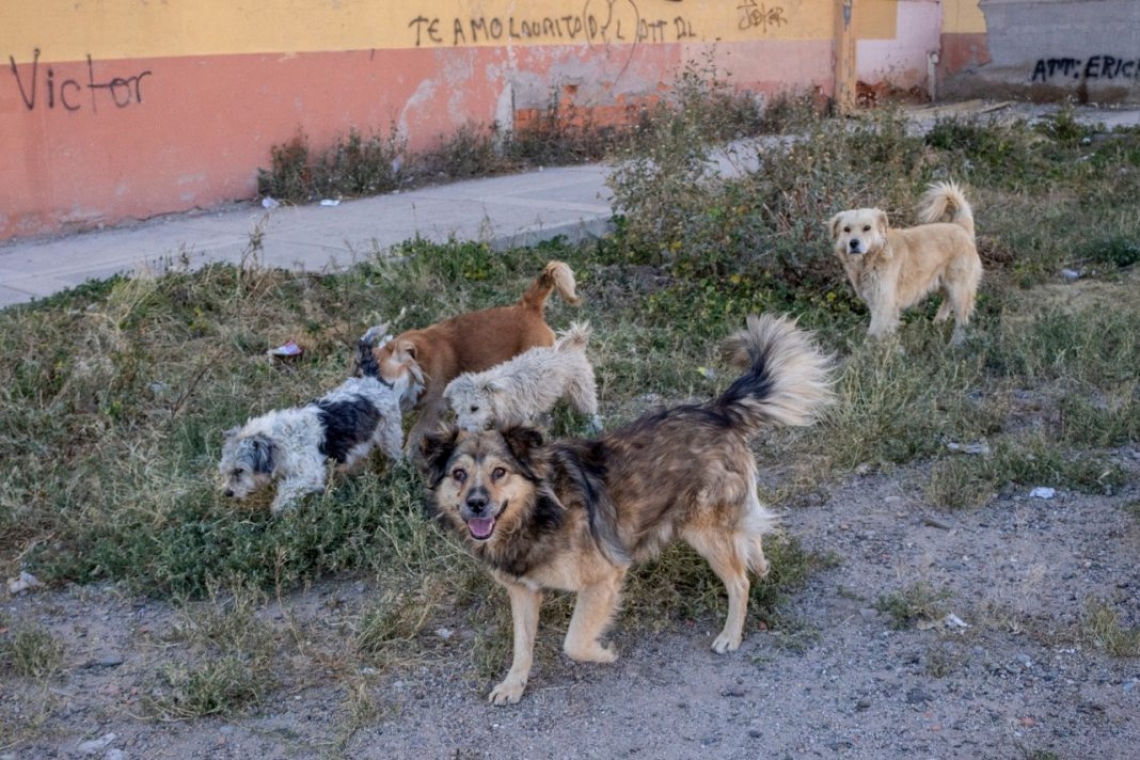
145;582;279;719
925;434;1126;510
1080;598;1140;658
0;625;64;680
925;640;964;678
149;655;272;719
875;582;952;630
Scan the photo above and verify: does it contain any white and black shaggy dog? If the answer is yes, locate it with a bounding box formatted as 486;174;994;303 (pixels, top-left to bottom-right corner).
219;331;407;515
443;322;601;433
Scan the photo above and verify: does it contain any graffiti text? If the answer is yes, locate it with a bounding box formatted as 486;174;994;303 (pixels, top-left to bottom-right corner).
737;1;788;33
8;48;152;112
1031;55;1140;83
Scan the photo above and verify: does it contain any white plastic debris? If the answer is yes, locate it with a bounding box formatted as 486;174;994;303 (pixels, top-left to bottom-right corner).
267;341;303;359
7;571;42;595
943;613;970;630
946;441;991;456
261;196;280;209
319;198;341;207
1060;268;1081;281
436;627;454;640
1029;486;1056;499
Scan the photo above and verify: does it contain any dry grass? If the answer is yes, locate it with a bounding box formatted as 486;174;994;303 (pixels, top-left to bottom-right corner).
3;79;1140;726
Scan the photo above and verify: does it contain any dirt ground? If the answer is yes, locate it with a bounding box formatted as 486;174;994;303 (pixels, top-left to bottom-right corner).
4;447;1139;760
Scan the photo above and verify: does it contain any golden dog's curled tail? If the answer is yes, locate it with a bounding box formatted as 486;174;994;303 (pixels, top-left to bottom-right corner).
718;314;835;435
554;321;591;352
521;261;582;311
917;180;975;240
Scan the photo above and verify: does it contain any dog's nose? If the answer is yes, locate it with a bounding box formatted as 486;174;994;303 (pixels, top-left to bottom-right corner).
849;239;860;251
465;491;489;515
224;489;235;497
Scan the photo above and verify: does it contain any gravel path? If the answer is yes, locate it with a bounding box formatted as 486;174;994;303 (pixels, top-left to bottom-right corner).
5;452;1139;759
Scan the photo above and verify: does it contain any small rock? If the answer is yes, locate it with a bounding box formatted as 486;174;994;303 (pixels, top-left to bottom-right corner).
7;571;42;595
76;733;116;755
905;687;931;705
855;698;872;711
1029;486;1055;499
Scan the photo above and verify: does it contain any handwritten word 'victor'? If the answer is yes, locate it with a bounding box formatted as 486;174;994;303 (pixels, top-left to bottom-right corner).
8;49;152;112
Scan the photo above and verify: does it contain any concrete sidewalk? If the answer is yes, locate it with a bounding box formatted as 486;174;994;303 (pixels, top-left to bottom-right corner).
3;100;1137;309
0;164;614;308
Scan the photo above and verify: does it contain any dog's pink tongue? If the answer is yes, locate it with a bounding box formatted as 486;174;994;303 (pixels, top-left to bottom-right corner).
468;518;495;540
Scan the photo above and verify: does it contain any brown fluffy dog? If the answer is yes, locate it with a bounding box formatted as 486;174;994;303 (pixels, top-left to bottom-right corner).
372;260;580;456
422;314;834;705
830;181;982;344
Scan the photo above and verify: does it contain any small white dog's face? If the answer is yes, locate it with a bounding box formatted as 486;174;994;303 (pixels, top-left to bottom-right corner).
830;208;888;256
444;376;504;432
218;429;277;499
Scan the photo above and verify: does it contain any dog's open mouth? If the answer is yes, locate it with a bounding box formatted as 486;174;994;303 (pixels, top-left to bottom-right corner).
466;517;496;540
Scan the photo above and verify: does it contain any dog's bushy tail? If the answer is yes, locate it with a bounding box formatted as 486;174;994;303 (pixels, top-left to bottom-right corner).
520;261;581;311
554;321;591;352
917;180;975;240
716;314;835;436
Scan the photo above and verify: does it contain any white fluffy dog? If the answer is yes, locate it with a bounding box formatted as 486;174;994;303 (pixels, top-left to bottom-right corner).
219;333;408;514
444;322;601;433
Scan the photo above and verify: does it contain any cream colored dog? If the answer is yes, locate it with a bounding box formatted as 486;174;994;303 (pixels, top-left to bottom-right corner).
443;322;601;433
830;181;982;344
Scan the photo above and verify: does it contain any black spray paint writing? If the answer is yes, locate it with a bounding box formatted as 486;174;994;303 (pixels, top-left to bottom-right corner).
8;49;152;112
737;1;788;33
408;1;696;47
1031;55;1140;83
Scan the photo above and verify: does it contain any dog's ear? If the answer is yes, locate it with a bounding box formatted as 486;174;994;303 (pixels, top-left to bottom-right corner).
397;339;417;361
420;427;460;487
249;435;277;474
874;209;889;236
500;426;545;478
484;377;508;395
828;212;845;240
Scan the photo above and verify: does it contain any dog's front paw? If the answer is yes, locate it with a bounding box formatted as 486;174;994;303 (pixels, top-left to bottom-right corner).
565;641;617;663
489;676;527;705
711;632;742;654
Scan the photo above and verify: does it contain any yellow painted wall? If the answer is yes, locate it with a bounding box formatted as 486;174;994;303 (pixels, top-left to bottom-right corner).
3;0;850;64
855;0;902;41
942;0;987;34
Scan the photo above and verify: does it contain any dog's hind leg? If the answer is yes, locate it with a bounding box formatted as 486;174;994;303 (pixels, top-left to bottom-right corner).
489;578;543;706
684;526;751;653
563;569;624;664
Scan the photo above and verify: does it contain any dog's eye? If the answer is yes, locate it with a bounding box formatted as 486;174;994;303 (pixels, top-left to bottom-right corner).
451;467;467;484
233;468;245;477
491;467;507;481
469;405;479;414
862;225;871;232
843;226;850;233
